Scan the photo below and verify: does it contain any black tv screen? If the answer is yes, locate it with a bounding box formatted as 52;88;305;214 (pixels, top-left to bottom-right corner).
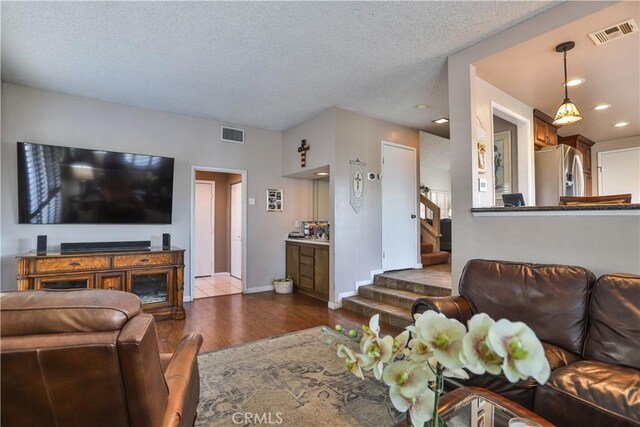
17;142;174;224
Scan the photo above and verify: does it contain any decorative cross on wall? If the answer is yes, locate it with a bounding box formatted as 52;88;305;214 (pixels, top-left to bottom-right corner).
297;139;310;167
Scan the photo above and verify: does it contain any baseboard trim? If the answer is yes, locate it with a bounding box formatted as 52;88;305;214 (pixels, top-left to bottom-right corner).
328;301;341;310
414;263;423;269
244;285;275;294
184;295;193;302
212;272;231;277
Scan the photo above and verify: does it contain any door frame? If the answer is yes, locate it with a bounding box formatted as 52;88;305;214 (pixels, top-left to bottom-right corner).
229;181;242;280
381;140;419;271
194;180;215;277
190;166;247;301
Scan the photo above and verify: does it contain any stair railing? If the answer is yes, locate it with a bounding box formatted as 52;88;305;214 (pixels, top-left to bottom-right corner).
420;193;441;252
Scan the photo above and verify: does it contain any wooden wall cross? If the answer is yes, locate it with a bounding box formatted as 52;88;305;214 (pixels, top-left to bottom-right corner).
297;139;310;167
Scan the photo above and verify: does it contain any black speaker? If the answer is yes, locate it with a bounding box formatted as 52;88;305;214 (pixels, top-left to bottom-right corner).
162;233;171;250
37;235;47;255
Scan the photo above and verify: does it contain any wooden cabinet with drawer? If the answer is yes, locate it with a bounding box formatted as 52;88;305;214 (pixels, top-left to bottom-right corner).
16;248;185;320
285;241;329;301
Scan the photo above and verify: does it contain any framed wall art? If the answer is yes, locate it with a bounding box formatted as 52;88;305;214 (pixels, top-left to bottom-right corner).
267;189;283;212
349;159;366;213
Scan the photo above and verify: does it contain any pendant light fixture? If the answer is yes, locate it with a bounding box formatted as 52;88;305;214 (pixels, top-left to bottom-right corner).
553;41;583;126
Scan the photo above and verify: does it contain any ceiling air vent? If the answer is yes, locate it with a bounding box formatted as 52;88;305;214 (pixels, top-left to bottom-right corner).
221;126;245;144
589;19;638;46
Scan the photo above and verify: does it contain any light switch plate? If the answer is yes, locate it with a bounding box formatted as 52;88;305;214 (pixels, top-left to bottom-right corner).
478;178;488;192
248;198;256;205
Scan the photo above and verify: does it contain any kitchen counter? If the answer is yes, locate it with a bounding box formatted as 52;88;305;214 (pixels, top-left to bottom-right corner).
285;238;330;246
471;204;640;216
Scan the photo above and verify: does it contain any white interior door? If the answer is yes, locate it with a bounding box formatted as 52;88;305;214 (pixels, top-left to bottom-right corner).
230;182;242;279
194;181;215;277
382;141;418;271
598;147;640;202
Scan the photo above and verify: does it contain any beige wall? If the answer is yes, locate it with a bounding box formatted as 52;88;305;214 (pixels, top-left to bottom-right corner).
1;83;312;294
195;171;241;273
591;135;640;195
448;2;639;291
420;131;451;195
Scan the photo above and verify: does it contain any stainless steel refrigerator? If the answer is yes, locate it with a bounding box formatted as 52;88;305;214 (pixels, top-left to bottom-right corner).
535;144;585;205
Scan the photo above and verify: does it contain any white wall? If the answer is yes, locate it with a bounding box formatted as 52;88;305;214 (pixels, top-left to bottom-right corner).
333;108;419;302
448;2;640;291
1;83;313;293
419;131;450;194
475;77;533;207
592;135;640;195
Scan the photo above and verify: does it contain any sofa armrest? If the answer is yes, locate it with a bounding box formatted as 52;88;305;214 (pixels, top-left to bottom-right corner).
411;296;473;324
161;332;204;427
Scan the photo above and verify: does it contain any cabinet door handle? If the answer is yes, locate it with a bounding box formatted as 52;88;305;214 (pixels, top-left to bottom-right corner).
139;258;150;263
69;261;80;267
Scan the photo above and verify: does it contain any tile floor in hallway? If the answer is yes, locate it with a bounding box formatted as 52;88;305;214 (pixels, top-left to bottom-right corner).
194;275;242;298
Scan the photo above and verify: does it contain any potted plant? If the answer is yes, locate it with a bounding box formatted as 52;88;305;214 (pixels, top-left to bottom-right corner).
273;276;293;294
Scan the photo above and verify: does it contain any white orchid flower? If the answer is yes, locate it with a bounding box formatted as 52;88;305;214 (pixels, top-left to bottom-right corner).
488;319;551;384
383;361;433;399
361;335;395;380
392;330;410;357
462;313;503;375
390;385;436;426
337;344;367;380
415;311;466;370
408;338;432;362
362;313;381;341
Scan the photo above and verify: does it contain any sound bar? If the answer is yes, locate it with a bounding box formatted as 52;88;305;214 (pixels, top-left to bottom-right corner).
61;240;151;254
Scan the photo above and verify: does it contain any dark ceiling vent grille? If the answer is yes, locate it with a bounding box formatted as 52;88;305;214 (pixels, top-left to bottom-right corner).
221;126;245;144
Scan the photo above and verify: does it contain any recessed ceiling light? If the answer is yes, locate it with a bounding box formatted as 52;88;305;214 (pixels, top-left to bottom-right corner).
314;172;329;176
592;104;611;111
563;78;586;87
432;117;449;124
416;104;428;110
613;121;629;128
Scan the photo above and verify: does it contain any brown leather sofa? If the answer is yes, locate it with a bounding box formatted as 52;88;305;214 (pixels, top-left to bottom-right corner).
1;289;203;427
412;259;640;427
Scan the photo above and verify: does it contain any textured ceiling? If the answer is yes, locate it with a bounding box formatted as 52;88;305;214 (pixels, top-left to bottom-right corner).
1;1;558;136
475;2;639;142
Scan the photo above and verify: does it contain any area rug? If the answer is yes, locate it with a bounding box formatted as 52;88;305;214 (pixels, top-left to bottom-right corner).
196;327;403;426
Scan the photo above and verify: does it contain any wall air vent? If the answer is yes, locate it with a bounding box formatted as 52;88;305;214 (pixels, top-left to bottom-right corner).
589;19;638;46
221;126;245;144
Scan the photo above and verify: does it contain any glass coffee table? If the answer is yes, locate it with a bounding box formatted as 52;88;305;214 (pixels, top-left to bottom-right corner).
438;387;554;427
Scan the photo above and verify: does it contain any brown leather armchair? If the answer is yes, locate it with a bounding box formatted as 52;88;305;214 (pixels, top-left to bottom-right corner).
1;289;203;427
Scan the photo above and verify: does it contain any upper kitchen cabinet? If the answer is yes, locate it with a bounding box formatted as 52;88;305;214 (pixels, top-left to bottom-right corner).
533;109;558;149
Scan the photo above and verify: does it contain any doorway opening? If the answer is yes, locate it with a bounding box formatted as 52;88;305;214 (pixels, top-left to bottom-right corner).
191;167;245;299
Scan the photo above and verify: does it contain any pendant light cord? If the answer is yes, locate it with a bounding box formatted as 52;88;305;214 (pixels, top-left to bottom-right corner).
563;50;569;100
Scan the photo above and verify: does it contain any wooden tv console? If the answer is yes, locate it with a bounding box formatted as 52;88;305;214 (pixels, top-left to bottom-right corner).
16;247;186;320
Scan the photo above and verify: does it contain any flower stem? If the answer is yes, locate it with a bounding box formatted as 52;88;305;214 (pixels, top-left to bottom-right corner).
432;365;445;427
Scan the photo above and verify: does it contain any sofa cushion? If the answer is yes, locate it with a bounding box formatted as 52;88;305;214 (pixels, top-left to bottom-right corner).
459;259;595;354
583;274;640;369
535;360;640;426
0;289;142;336
446;341;580;410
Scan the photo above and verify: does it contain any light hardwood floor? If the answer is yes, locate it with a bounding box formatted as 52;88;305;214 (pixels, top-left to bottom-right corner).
156;291;401;353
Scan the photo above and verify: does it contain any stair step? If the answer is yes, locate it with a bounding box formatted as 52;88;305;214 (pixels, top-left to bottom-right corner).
421;251;449;266
373;273;451;297
342;296;413;329
358;284;427;310
420;243;434;254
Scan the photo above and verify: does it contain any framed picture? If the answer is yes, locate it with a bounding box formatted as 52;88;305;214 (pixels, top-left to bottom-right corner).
477;142;487;174
493;131;512;204
267;189;283;212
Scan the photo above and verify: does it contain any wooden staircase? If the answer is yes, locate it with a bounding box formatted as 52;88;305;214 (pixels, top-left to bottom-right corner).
342;270;451;329
419;193;449;266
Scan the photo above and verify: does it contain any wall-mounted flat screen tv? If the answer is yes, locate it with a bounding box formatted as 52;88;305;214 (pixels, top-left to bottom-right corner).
17;142;174;224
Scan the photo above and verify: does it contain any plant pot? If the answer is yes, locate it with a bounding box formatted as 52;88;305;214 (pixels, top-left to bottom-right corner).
273;279;293;294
